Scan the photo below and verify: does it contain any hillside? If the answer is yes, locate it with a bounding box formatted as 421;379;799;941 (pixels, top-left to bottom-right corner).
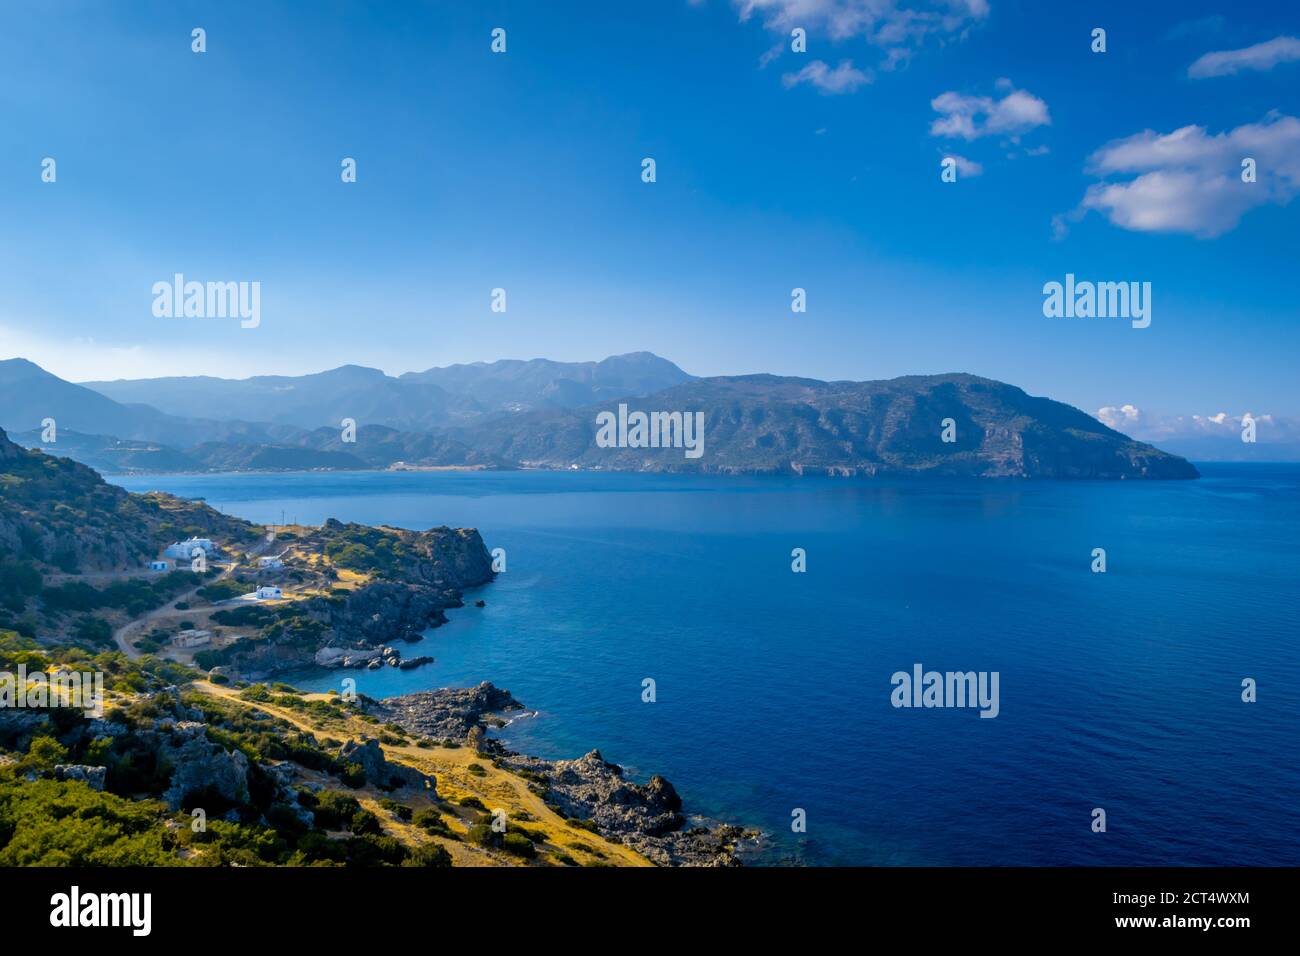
449;373;1200;479
0;427;261;576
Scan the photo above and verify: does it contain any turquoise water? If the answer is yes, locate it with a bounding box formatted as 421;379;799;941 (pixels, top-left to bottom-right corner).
111;466;1300;866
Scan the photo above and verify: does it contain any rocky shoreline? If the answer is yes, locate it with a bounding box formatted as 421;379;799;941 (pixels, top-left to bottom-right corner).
202;522;757;865
368;682;759;866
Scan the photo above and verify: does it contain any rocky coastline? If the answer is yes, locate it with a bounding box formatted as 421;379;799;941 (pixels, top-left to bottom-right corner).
368;682;759;867
203;522;756;865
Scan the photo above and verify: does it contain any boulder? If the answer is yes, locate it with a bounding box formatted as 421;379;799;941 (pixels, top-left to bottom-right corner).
54;764;107;791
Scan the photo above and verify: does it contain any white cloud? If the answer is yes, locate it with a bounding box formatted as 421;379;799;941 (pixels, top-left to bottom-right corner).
1189;35;1300;78
929;84;1050;141
1096;406;1300;445
944;154;983;177
734;0;989;72
782;59;872;94
1066;113;1300;238
1096;404;1142;430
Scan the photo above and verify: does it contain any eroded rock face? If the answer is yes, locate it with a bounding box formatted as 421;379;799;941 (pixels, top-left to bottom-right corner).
336;737;433;793
369;681;523;741
304;582;459;645
408;527;496;589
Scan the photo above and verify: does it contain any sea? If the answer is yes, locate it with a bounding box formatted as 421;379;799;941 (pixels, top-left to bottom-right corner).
110;465;1300;866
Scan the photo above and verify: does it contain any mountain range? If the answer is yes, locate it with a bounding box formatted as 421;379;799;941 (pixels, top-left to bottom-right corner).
79;352;692;431
0;355;1204;478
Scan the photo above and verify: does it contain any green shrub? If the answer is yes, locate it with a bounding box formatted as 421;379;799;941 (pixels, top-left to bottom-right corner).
403;842;451;867
502;832;536;858
313;790;361;829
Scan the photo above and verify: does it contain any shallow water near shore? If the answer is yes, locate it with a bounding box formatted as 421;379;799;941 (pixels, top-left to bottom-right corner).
112;465;1300;866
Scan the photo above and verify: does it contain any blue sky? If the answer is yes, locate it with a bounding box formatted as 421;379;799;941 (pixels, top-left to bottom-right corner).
0;0;1297;427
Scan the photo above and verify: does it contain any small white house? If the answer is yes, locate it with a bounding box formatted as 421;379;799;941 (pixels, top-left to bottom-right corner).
148;560;171;572
173;630;212;648
255;586;283;600
258;557;284;569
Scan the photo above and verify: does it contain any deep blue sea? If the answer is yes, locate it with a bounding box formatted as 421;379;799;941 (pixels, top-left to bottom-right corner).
111;466;1300;866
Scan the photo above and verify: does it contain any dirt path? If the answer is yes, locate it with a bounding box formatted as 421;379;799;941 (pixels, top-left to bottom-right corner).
113;531;276;659
190;679;651;867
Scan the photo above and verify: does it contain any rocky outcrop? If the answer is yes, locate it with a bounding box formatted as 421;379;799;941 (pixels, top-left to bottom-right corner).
373;685;757;866
337;737;433;792
159;723;250;810
550;750;684;836
214;525;494;679
368;682;522;741
303;581;460;646
503;748;754;866
54;764;107;791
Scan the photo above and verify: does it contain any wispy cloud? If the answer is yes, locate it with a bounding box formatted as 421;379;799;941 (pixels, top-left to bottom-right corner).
734;0;989;71
1062;113;1300;238
1188;35;1300;78
782;59;872;94
929;81;1050;141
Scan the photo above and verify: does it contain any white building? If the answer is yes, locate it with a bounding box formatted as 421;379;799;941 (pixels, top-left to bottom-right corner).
164;538;216;560
173;630;212;648
258;556;284;569
254;586;283;600
148;560;171;572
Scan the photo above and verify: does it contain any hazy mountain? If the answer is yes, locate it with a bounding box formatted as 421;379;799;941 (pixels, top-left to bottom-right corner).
0;358;181;443
10;429;206;474
3;358;1201;477
81;364;481;431
12;424;512;474
0;358;301;448
187;425;511;472
292;424;512;469
79;353;694;432
445;373;1199;479
399;352;694;412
